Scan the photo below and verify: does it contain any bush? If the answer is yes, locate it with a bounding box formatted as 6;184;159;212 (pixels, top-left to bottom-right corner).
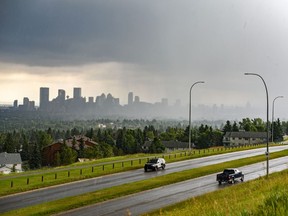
250;188;288;216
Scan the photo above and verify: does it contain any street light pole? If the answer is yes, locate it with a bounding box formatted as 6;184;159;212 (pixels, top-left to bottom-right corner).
244;73;269;177
272;96;284;143
189;81;205;151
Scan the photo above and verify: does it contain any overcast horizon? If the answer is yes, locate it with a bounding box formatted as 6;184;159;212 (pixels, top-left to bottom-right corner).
1;0;288;120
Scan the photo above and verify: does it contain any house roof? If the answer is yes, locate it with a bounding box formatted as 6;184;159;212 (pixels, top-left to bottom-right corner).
43;135;98;150
0;152;22;164
223;131;268;139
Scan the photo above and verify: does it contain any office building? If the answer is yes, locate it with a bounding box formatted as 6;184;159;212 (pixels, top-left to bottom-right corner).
40;87;49;109
73;88;81;99
128;92;133;105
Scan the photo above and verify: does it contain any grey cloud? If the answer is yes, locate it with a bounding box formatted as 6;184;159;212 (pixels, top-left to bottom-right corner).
1;0;288;91
0;0;171;67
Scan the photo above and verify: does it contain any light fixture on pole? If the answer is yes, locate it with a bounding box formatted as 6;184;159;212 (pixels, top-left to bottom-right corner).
189;81;205;151
244;73;269;177
272;96;284;143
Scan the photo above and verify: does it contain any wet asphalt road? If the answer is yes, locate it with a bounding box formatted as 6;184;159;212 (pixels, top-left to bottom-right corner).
59;156;288;216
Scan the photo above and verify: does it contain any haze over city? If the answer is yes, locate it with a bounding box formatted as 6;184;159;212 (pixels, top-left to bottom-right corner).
1;1;288;120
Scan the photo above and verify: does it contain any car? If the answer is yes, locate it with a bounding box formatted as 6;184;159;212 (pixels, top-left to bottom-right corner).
216;168;244;184
144;158;166;172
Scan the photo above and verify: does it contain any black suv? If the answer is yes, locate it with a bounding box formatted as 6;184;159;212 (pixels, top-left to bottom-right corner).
144;158;166;172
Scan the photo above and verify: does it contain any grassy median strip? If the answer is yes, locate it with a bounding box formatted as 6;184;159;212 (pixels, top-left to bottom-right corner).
2;149;288;216
0;145;269;196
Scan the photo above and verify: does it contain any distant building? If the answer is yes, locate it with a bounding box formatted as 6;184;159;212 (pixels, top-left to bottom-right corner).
13;100;18;108
40;87;49;110
96;93;106;106
57;89;66;102
0;152;22;174
134;96;140;103
19;97;35;111
88;97;94;103
73;87;81;99
223;131;268;146
128;92;133;105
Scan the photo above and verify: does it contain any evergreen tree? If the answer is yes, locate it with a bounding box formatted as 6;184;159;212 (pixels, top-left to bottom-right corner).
60;141;77;165
273;118;283;141
3;133;15;153
55;151;61;166
20;133;30;161
232;121;239;132
223;121;232;133
123;131;137;154
78;137;85;158
29;143;42;169
148;137;165;153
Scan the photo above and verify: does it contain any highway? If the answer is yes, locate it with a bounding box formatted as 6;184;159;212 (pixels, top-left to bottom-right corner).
0;145;288;214
58;156;288;216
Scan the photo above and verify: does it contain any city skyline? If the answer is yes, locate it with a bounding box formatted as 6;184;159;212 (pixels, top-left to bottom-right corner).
1;1;288;119
1;85;275;121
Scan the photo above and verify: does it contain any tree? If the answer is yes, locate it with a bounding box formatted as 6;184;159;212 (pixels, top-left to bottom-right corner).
232;121;239;132
148;137;165;153
29;143;42;169
273;118;283;142
239;118;256;131
103;130;115;146
78;137;85;158
123;131;137;154
86;128;94;139
55;151;61;166
3;133;16;153
143;125;156;141
99;142;114;157
252;118;265;132
20;133;30;161
116;128;125;151
59;142;77;165
223;121;232;133
37;131;53;149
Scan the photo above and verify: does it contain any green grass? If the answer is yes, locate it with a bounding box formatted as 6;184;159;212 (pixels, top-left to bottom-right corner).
1;148;288;216
145;169;288;216
0;144;269;196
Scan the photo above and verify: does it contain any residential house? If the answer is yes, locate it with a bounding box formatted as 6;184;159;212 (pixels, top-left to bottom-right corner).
42;135;98;166
223;131;268;146
0;152;22;174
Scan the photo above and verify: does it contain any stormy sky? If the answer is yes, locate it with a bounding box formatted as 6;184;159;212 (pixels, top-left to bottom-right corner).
1;0;288;119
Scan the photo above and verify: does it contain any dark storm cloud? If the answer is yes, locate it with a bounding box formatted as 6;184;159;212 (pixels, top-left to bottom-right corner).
0;0;173;67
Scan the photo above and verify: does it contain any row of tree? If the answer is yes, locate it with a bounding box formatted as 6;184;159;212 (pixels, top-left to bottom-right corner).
0;118;286;169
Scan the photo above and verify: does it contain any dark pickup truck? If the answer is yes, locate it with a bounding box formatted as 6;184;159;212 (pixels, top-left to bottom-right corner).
216;168;244;184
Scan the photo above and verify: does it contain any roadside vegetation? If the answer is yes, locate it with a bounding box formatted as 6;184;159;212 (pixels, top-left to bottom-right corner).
1;149;288;216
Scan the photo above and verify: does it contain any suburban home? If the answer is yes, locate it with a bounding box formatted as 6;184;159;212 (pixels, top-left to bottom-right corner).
223;131;268;146
0;152;22;174
143;140;189;152
42;135;98;166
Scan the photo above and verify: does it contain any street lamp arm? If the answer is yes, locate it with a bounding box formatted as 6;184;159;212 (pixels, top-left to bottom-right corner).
189;81;205;151
244;72;269;177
